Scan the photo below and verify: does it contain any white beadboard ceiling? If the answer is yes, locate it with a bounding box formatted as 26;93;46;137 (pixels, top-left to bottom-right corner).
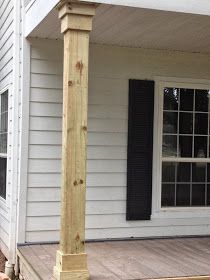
30;4;210;53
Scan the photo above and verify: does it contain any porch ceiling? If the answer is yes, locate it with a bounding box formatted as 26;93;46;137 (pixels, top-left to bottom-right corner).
29;4;210;53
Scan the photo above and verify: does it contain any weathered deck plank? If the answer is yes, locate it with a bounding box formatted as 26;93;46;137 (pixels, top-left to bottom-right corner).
17;237;210;280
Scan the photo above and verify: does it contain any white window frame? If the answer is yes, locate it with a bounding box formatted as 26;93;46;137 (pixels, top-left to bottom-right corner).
152;77;210;220
0;86;9;205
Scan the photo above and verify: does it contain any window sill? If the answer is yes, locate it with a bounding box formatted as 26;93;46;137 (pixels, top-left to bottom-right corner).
152;206;210;219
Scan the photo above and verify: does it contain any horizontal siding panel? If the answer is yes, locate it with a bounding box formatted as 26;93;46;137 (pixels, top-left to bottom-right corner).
29;159;61;173
87;173;126;187
31;43;63;61
29;145;127;160
0;34;13;60
0;59;13;82
30;88;62;103
86;215;210;229
25;224;210;243
89;92;128;106
28;188;60;202
29;131;61;145
0;23;13;50
87;186;126;201
0;7;13;37
26;231;59;243
27;201;125;217
27;186;126;202
28;173;126;188
26;215;210;232
89;77;128;94
31;73;62;89
88;160;126;173
0;0;13;19
89;105;128;119
0;229;9;248
88;132;127;146
0;70;12;90
31;59;63;75
29;131;127;146
28;159;126;173
28;173;61;188
85;225;210;240
30;116;62;131
27;202;60;216
0;46;13;70
30;117;127;133
88;119;127;133
87;146;127;160
30;102;62;117
29;145;62;159
26;216;60;231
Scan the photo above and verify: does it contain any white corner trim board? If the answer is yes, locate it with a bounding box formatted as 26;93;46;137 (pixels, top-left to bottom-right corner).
24;0;210;37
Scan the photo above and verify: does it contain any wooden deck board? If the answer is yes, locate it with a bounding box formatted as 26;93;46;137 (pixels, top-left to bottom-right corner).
18;237;210;280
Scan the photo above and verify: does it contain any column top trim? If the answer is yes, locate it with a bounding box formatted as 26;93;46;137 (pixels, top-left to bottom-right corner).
58;1;97;19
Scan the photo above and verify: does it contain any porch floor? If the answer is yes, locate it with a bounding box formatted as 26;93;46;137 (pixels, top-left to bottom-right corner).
17;237;210;280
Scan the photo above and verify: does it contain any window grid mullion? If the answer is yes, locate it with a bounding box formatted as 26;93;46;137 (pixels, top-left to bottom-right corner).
162;86;210;208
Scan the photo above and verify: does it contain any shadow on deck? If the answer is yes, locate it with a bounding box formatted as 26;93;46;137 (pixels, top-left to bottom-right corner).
17;237;210;280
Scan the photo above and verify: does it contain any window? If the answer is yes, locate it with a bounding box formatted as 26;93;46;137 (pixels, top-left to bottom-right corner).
161;86;210;207
0;90;8;199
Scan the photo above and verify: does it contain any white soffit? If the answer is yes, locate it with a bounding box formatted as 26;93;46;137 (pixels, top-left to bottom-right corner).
25;0;210;37
30;4;210;54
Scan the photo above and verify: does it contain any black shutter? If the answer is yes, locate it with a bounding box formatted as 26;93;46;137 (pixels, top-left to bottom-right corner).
126;79;154;220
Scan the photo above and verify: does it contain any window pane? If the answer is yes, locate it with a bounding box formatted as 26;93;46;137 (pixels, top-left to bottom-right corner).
177;162;191;182
176;184;190;206
194;113;208;135
195;90;210;112
207;163;210;182
164;88;179;111
194;136;207;158
0;158;6;199
192;163;206;182
162;135;177;157
0;134;7;154
162;184;175;206
179;113;193;134
0;91;8;155
162;162;176;182
163;112;178;134
180;88;194;111
192;184;205;206
207;185;210;206
179;136;192;157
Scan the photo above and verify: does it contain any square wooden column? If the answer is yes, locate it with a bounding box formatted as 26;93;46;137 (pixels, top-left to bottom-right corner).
54;1;96;279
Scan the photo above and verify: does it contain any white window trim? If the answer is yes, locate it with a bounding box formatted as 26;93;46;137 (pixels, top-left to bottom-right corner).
0;86;10;207
152;76;210;220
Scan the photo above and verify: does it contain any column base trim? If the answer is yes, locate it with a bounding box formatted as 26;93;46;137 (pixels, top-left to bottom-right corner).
54;266;89;280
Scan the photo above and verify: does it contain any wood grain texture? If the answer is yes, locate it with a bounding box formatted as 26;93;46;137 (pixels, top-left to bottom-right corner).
17;237;210;280
54;2;96;279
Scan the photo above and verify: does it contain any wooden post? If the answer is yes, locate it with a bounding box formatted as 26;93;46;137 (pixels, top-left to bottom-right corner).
54;1;96;279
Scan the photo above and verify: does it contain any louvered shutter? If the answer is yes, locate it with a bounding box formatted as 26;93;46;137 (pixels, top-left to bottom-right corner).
126;80;154;220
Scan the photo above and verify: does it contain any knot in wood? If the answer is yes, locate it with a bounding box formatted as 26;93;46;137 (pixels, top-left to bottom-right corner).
76;61;84;75
68;80;73;86
80;179;84;184
82;126;87;131
73;180;78;186
75;233;80;241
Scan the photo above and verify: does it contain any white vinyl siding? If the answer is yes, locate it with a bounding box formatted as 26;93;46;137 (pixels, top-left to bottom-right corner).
26;38;210;242
0;0;14;259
